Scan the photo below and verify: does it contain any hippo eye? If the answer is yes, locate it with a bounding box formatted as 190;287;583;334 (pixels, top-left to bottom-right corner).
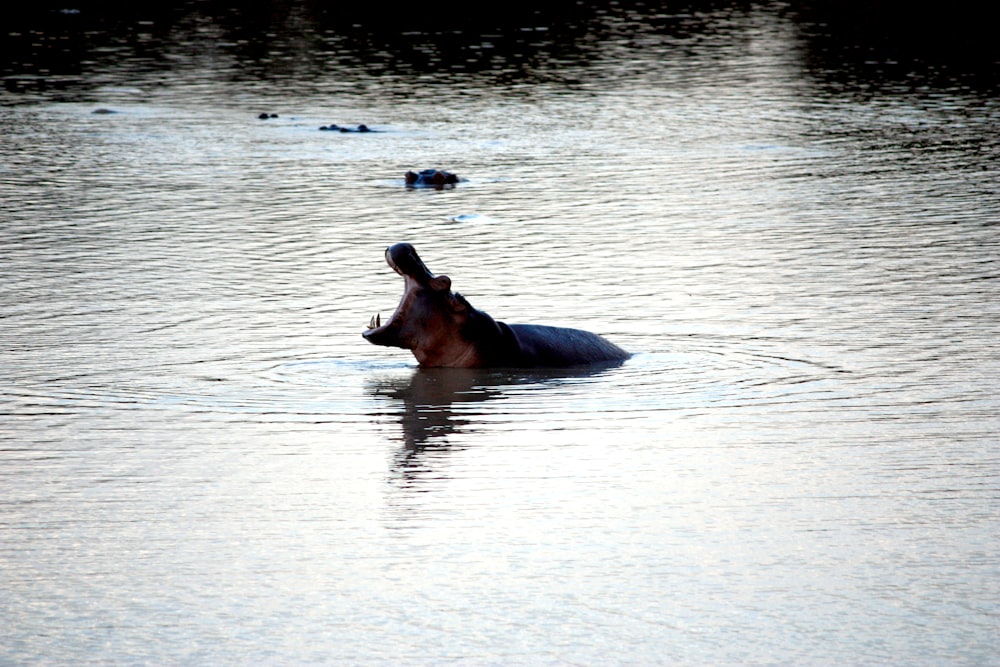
450;292;470;312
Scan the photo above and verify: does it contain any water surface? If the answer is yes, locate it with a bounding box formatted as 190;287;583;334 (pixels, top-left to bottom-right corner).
2;2;998;665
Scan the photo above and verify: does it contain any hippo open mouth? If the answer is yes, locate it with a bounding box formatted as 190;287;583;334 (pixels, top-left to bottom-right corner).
363;243;447;348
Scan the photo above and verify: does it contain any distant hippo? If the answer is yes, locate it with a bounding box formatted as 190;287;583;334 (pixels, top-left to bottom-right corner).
363;243;630;368
404;169;460;188
319;124;371;132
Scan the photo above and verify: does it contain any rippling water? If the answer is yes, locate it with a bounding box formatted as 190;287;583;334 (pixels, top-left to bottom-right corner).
2;2;998;665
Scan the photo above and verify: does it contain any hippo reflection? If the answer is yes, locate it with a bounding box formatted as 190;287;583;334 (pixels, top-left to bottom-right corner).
370;365;622;461
363;243;630;368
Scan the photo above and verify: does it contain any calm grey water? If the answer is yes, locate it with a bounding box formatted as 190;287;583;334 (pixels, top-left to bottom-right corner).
2;2;998;665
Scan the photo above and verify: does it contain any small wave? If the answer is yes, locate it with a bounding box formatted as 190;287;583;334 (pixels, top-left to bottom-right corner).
449;213;503;224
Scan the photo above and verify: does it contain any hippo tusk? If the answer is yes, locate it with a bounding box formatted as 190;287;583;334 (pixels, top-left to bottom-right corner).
367;313;381;330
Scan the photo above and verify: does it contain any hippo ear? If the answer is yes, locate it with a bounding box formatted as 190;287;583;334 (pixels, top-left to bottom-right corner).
429;275;451;292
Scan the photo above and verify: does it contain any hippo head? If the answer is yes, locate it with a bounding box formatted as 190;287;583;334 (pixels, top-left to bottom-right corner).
404;169;459;188
363;243;485;367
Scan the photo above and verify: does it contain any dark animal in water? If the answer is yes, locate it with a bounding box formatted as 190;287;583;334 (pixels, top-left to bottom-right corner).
320;124;371;132
363;243;630;368
404;169;461;188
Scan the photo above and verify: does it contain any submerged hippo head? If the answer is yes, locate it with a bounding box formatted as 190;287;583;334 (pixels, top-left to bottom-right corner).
363;243;493;367
404;169;460;188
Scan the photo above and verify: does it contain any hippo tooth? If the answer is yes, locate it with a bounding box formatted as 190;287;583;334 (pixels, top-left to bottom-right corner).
376;313;381;328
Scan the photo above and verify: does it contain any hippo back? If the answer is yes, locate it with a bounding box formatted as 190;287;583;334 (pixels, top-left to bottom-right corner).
506;324;630;367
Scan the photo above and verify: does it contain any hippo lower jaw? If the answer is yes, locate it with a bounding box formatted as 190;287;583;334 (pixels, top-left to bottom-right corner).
363;311;405;348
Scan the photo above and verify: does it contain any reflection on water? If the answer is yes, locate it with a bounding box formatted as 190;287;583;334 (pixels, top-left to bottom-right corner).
372;368;507;454
2;1;999;665
370;363;626;458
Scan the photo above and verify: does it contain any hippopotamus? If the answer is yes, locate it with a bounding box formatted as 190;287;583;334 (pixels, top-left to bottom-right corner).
404;169;461;188
319;124;371;132
363;243;630;368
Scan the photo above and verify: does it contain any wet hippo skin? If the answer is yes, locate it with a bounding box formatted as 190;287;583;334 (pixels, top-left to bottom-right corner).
404;169;460;187
363;243;630;368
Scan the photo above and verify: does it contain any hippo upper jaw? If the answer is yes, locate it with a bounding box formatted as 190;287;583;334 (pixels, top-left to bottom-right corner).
385;243;449;290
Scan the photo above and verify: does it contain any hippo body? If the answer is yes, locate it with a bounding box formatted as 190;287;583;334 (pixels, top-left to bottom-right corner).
363;243;629;368
501;324;630;367
405;169;461;188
